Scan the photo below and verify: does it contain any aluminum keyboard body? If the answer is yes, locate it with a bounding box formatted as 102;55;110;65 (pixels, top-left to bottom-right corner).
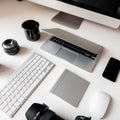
0;53;55;117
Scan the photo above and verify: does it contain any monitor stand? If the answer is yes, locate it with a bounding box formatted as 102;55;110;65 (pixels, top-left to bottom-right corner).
52;12;83;29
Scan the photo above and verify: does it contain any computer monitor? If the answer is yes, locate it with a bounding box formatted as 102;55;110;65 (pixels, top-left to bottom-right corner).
27;0;120;29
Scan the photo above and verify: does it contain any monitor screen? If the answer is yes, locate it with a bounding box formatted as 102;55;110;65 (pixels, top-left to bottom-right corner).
27;0;120;28
58;0;120;19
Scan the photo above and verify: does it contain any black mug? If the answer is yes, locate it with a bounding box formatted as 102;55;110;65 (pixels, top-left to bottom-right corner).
22;20;40;41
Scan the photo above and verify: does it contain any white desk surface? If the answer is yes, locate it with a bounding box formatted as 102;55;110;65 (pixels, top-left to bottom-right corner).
0;0;120;120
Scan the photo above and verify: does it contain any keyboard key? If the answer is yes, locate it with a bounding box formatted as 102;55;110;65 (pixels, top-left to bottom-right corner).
0;53;55;117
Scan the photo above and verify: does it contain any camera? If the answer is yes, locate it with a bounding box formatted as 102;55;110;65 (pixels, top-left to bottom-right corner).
26;103;64;120
75;116;91;120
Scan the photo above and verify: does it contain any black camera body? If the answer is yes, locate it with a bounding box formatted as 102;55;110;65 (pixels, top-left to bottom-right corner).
75;116;91;120
26;103;64;120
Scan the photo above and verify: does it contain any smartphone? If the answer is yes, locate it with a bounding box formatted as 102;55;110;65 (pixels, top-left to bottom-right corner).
102;57;120;82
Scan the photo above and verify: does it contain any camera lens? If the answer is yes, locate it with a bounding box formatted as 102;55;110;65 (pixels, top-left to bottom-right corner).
75;116;91;120
26;103;48;120
26;103;64;120
2;39;20;55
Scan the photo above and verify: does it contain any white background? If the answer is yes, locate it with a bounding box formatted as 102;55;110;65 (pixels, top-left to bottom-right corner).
0;0;120;120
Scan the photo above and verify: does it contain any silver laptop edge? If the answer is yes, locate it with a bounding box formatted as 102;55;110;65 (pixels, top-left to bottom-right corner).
41;28;103;72
42;28;103;54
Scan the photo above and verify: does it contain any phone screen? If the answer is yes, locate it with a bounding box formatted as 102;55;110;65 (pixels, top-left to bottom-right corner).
102;57;120;82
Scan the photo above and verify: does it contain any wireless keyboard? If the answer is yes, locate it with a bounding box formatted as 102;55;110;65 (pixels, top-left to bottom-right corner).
0;53;55;118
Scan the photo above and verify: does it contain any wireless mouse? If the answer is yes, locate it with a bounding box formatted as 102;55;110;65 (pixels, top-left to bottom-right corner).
89;91;111;119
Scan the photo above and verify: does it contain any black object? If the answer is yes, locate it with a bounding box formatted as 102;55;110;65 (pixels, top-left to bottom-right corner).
75;115;91;120
50;36;97;60
2;39;20;55
117;6;120;18
26;103;64;120
102;57;120;82
58;0;120;19
22;20;40;41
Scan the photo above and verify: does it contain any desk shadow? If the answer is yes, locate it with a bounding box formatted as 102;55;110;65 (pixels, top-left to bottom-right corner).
0;65;14;77
103;97;113;119
0;0;35;18
18;47;30;56
29;32;50;45
38;32;50;42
